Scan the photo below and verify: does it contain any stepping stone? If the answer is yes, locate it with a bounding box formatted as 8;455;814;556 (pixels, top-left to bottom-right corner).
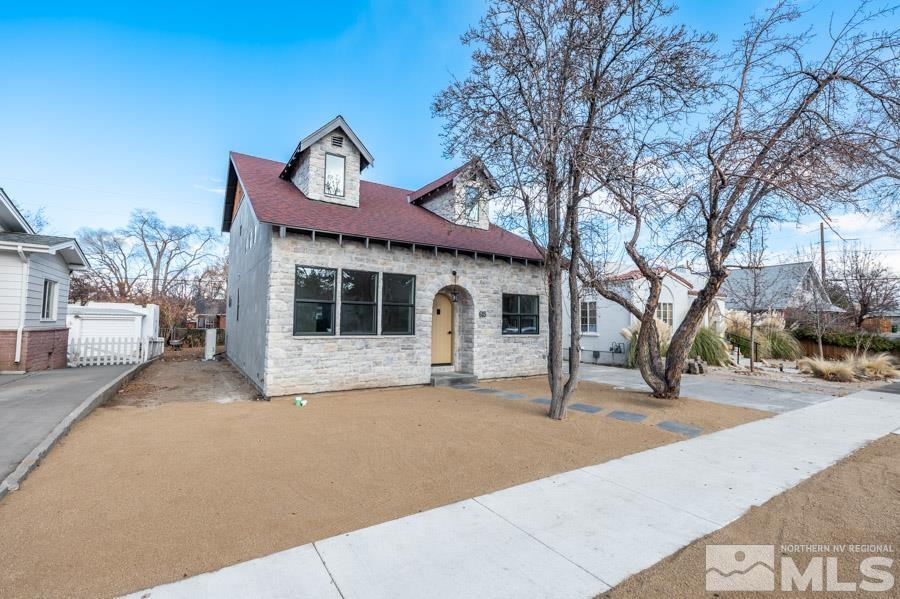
531;397;551;405
569;403;602;414
497;392;527;400
452;384;480;391
657;421;703;438
607;410;646;422
471;388;500;394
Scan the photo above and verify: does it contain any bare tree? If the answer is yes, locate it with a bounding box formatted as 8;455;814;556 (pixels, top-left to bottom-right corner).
434;0;712;418
75;227;147;299
830;244;900;329
127;210;219;299
587;1;900;398
720;226;777;371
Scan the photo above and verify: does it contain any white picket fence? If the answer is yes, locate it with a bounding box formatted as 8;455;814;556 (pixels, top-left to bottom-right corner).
67;336;165;368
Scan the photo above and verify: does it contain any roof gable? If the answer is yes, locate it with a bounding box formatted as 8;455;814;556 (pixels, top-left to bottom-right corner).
279;116;374;181
0;188;35;234
408;159;499;204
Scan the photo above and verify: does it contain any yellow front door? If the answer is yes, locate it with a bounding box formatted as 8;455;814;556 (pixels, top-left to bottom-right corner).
431;294;453;365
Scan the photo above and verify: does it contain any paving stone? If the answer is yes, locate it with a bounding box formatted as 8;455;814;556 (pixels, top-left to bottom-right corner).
496;392;527;400
569;403;602;414
471;387;500;394
657;420;702;438
452;384;480;391
531;397;551;405
607;410;647;423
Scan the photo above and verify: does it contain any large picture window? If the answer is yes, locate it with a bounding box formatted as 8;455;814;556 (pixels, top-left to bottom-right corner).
502;294;539;335
382;273;416;335
581;301;597;333
341;269;377;335
293;266;336;335
324;153;345;196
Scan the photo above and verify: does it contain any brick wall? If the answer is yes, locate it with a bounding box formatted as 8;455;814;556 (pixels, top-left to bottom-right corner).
0;328;68;371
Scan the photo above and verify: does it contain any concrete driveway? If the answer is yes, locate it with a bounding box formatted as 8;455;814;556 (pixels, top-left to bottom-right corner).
579;364;835;413
0;365;132;483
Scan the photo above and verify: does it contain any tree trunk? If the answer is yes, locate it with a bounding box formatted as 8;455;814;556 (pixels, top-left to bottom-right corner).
749;313;756;373
546;252;566;419
550;221;582;420
659;276;726;399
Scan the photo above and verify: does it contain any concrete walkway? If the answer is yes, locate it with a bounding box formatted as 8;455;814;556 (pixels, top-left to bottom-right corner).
127;388;900;599
579;364;834;413
0;365;133;484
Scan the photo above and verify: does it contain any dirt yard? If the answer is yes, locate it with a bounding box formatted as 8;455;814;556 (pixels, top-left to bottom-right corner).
0;360;768;599
602;434;900;598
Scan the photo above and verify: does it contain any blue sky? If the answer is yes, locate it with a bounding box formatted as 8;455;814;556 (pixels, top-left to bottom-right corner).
1;0;896;271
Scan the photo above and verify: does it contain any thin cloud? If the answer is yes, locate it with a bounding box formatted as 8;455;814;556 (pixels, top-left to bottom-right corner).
193;184;226;194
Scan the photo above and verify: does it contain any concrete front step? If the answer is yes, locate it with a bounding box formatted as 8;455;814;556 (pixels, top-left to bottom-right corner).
430;372;478;387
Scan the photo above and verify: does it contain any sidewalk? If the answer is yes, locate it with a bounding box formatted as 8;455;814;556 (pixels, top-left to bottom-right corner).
127;388;900;599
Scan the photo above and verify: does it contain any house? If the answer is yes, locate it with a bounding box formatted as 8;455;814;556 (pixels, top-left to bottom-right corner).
191;298;226;329
67;302;160;340
722;261;841;315
564;268;727;365
221;116;547;396
0;189;87;372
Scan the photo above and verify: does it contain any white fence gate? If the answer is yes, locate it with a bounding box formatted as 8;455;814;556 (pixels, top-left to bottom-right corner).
67;336;165;367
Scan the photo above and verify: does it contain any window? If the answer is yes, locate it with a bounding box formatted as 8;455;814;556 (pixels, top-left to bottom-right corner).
463;186;480;221
655;302;673;326
41;279;57;320
581;301;597;333
341;269;377;335
294;266;336;335
324;153;345;196
502;294;539;335
382;274;416;335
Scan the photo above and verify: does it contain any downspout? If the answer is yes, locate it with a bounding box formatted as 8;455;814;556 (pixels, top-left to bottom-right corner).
14;246;29;364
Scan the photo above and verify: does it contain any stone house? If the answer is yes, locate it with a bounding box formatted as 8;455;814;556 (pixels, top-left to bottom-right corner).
0;188;87;372
221;116;547;396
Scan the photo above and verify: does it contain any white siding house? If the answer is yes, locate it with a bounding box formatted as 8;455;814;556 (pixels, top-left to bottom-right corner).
0;188;87;372
563;268;727;365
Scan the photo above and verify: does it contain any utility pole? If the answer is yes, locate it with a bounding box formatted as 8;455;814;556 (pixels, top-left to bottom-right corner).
820;222;826;282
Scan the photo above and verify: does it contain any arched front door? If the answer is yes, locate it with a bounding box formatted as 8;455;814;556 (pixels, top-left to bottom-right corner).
431;294;453;365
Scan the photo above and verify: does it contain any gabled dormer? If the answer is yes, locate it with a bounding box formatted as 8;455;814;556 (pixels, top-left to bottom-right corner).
279;116;374;208
408;160;498;231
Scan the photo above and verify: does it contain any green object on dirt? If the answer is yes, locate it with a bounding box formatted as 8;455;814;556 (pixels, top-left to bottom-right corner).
294;397;307;407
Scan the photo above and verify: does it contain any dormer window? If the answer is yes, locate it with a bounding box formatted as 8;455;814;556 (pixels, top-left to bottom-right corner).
324;153;345;197
463;186;481;221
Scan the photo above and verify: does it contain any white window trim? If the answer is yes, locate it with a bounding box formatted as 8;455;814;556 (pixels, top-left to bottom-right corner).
40;279;58;322
580;300;598;335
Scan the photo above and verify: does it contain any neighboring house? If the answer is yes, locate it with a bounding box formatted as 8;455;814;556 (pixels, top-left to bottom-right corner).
67;302;160;340
0;189;87;372
722;261;841;314
222;116;547;396
191;298;226;329
563;268;727;365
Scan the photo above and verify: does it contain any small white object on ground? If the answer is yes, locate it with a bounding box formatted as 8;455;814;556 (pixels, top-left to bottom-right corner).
294;397;307;407
203;329;216;361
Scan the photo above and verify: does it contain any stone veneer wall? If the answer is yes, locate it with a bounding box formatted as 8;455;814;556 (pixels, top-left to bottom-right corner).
290;127;361;207
418;164;491;230
262;233;548;396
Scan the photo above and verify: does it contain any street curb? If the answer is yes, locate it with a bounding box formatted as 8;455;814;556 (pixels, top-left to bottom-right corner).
0;357;159;502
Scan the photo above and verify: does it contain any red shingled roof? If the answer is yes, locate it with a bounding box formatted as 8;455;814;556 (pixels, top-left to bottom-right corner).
229;152;543;261
408;163;468;203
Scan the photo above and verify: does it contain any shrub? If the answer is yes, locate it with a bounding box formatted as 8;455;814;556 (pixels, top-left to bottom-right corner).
620;319;670;369
763;328;803;360
848;353;900;380
792;326;900;353
797;357;857;382
689;326;730;366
